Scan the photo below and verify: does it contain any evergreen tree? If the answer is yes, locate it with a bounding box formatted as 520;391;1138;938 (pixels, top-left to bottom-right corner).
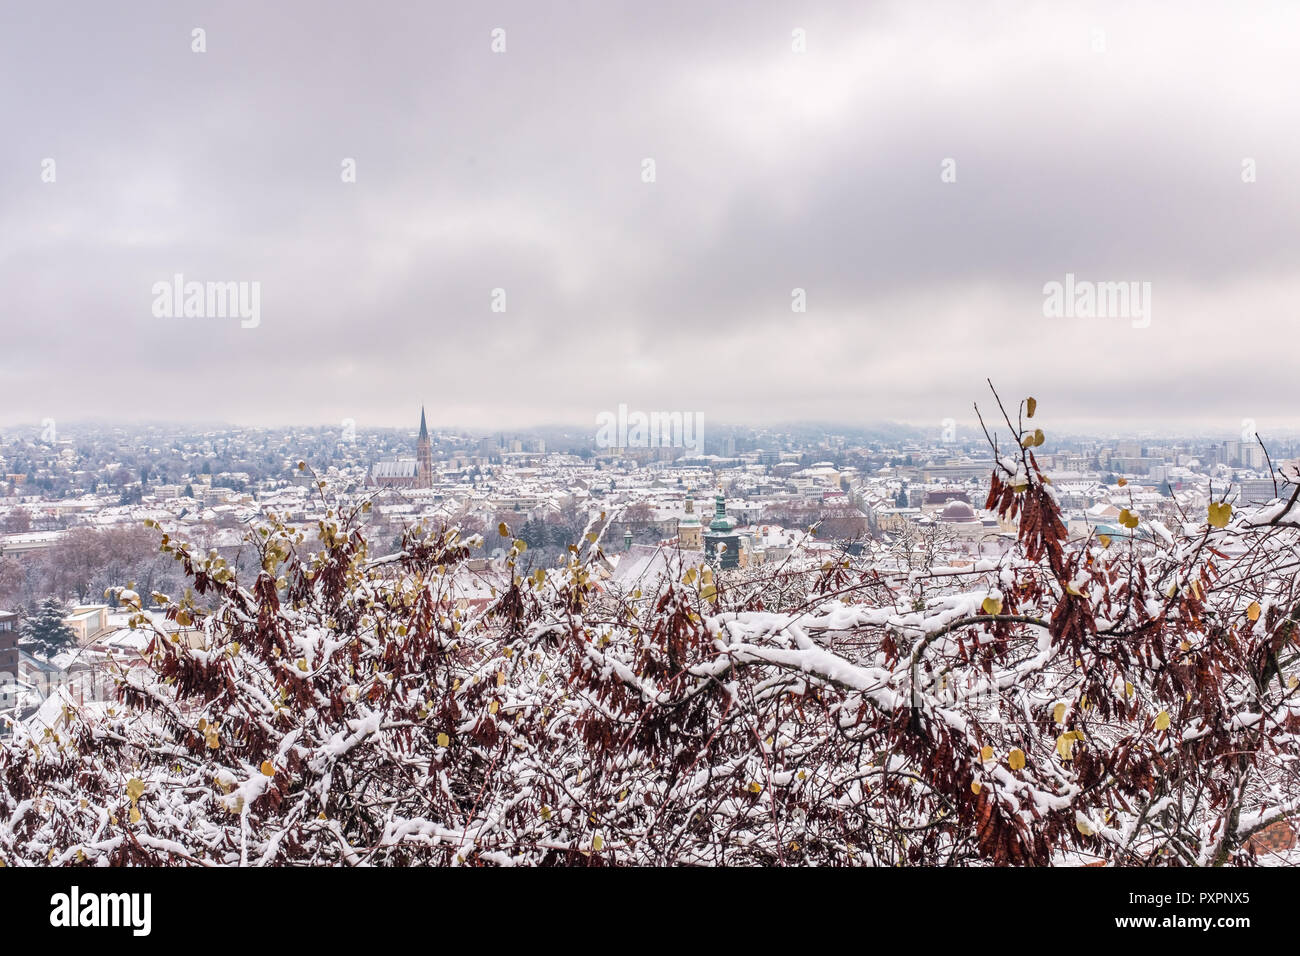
20;598;76;657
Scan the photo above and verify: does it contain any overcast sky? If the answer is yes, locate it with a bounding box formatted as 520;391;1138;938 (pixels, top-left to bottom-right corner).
2;1;1298;435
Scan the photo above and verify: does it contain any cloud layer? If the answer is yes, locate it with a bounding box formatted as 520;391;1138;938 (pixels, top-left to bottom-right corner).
2;0;1298;433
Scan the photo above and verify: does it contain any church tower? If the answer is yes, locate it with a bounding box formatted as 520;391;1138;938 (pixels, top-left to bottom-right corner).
417;406;433;489
678;489;703;551
703;486;740;568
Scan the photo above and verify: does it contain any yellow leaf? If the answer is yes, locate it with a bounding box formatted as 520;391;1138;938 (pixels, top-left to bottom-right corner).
1118;508;1139;529
982;596;1003;615
1026;397;1037;418
1125;681;1134;698
496;670;506;687
979;745;993;761
129;807;142;825
126;777;146;802
437;732;450;747
1053;703;1066;724
489;700;499;715
498;522;510;537
1032;428;1045;447
1154;710;1171;731
260;761;275;776
748;781;762;793
592;834;604;851
701;583;718;603
1117;477;1127;487
1056;734;1076;761
1098;534;1111;548
971;781;982;794
1207;501;1232;529
1076;817;1094;837
1247;601;1261;622
513;539;527;552
1008;748;1026;771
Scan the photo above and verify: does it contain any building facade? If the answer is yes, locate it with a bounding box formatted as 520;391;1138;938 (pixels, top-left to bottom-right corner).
372;407;434;489
704;490;740;569
678;491;703;550
0;611;18;678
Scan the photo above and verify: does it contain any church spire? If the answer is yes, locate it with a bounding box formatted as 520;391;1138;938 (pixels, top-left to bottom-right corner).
416;406;433;489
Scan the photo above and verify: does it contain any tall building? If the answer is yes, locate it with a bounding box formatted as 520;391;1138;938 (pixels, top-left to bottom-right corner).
372;407;434;489
678;490;703;550
417;407;433;486
704;488;740;569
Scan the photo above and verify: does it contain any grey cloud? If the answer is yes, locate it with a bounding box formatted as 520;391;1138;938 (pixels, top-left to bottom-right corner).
1;0;1297;430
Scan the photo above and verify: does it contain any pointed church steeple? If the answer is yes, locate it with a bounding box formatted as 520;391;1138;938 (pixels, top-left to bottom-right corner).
416;406;433;489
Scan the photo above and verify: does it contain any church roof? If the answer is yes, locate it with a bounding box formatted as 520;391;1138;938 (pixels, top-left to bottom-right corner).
707;491;738;533
679;491;701;527
939;500;978;522
372;459;418;478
